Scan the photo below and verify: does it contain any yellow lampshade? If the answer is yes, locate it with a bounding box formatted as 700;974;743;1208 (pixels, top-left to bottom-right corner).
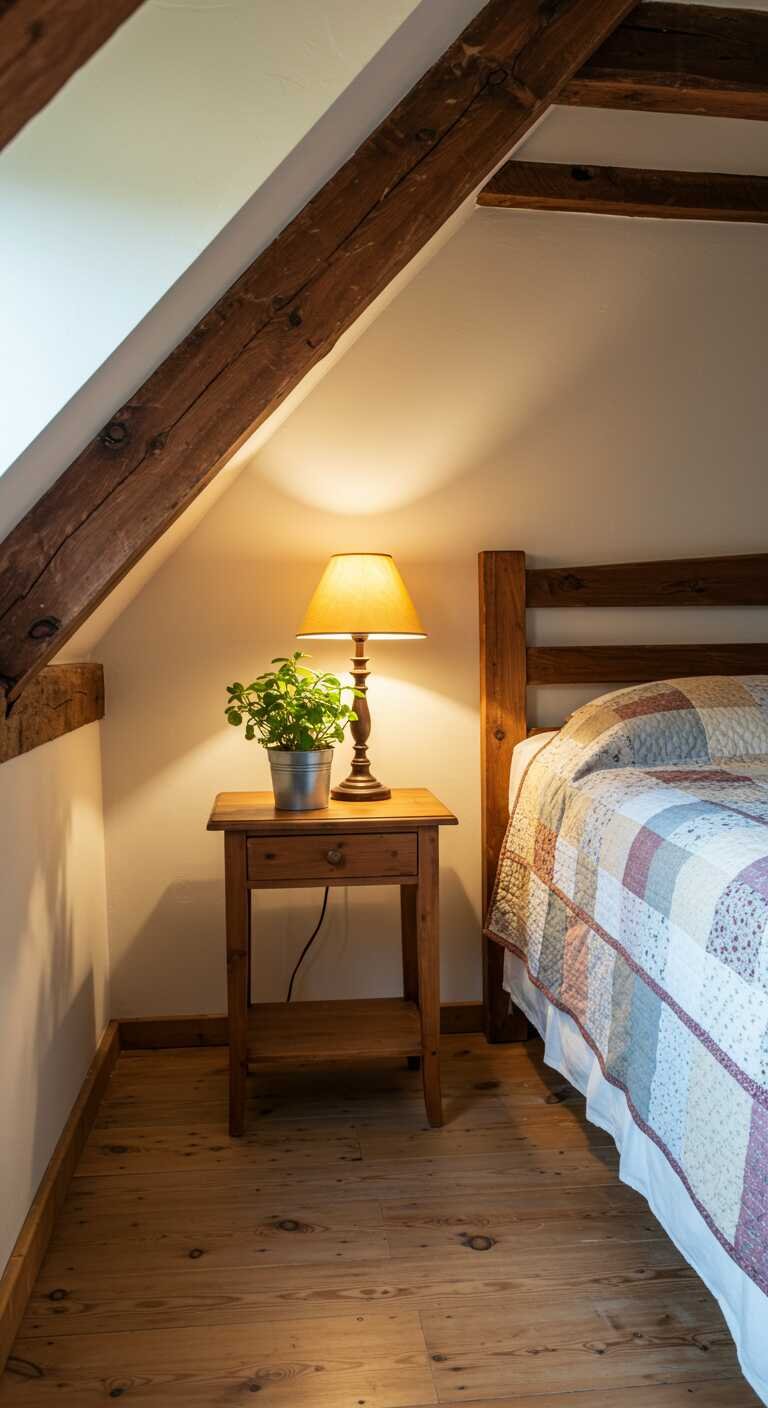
297;553;425;639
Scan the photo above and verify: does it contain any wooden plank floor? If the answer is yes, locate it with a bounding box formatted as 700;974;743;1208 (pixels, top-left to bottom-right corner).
2;1036;760;1407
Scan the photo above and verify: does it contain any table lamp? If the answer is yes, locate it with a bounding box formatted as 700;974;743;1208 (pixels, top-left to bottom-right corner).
297;553;425;800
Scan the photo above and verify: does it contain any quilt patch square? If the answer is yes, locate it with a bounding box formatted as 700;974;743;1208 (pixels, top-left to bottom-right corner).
562;921;590;1013
683;1042;752;1243
648;1005;694;1164
605;958;636;1091
626;975;662;1123
622;825;664;898
736;1101;768;1288
707;865;768;983
586;929;616;1052
616;888;670;986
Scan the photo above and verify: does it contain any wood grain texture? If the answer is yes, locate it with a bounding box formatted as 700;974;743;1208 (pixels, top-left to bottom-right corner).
116;1008;479;1053
422;1285;741;1398
0;1021;119;1373
479;160;768;220
401;884;421;1070
246;831;417;884
527;552;768;607
117;1004;483;1049
527;641;768;685
0;0;639;700
416;828;443;1126
400;885;420;1006
479;551;529;1044
224;831;249;1137
208;788;457;833
4;1036;759;1405
117;1014;230;1049
216;791;453;1132
562;1;768;118
246;999;422;1065
0;0;143;151
0;663;103;765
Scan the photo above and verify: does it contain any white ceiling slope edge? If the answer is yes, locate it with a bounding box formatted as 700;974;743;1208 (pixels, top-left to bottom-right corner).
0;0;489;510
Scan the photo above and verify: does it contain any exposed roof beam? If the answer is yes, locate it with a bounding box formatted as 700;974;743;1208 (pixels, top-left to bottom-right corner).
0;663;103;764
0;0;638;702
0;1;144;151
562;2;768;119
479;159;768;221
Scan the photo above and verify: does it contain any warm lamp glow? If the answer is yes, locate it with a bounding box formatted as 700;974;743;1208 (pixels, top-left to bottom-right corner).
297;553;425;640
297;553;424;801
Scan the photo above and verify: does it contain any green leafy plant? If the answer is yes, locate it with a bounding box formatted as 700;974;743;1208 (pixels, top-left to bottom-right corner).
225;651;361;751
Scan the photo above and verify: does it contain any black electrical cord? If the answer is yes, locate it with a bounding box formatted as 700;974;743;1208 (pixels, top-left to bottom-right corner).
286;888;330;1002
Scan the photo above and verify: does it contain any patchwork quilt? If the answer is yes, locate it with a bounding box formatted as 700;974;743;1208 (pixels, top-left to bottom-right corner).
487;676;768;1293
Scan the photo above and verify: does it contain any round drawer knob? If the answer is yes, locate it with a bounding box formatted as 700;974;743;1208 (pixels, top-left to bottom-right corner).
326;848;343;866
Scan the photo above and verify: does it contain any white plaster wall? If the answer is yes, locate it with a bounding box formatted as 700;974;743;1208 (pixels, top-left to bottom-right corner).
95;131;768;1015
0;724;109;1274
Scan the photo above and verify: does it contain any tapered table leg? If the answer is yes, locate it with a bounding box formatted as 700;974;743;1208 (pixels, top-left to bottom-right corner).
225;831;250;1136
400;882;420;1070
416;827;442;1126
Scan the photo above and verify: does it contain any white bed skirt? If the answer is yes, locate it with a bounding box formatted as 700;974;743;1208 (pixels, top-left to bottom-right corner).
503;950;768;1404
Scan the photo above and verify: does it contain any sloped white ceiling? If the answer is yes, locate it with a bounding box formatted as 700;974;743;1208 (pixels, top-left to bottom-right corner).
0;0;491;495
0;0;414;474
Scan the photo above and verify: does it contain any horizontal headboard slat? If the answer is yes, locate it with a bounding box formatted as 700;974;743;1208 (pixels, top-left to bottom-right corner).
527;553;768;608
527;642;768;686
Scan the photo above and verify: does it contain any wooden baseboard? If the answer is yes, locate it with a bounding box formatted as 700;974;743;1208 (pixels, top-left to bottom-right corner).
119;1014;228;1049
118;1001;483;1050
0;1020;120;1371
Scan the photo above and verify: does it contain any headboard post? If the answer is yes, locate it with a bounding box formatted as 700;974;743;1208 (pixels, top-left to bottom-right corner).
479;551;529;1042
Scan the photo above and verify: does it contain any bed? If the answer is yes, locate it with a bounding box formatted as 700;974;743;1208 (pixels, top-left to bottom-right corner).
478;550;768;1403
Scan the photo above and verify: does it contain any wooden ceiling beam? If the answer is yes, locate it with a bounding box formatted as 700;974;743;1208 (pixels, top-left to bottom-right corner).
479;160;768;221
0;663;104;765
0;1;144;151
562;1;768;119
0;0;638;702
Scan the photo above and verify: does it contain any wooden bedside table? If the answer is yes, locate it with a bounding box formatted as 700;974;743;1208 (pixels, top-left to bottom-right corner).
207;788;458;1135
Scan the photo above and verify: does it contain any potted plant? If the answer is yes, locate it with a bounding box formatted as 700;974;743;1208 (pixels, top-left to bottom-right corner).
225;652;361;810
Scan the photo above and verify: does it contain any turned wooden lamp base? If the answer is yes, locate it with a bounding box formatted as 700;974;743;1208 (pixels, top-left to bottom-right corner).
332;633;391;803
332;776;391;802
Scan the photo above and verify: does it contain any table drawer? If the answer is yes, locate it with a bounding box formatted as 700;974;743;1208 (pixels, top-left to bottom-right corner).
247;831;417;883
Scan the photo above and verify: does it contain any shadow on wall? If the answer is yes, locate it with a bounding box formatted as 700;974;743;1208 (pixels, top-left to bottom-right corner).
97;486;482;1013
98;537;478;819
0;741;104;1271
107;866;477;1018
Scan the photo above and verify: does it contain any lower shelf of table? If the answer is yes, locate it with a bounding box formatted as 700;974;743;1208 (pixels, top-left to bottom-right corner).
245;997;422;1066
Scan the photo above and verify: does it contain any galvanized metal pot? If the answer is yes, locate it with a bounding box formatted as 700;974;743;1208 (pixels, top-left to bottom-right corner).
268;748;333;811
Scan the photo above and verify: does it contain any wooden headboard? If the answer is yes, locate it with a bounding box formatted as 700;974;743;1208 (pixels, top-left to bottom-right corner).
479;548;768;1043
